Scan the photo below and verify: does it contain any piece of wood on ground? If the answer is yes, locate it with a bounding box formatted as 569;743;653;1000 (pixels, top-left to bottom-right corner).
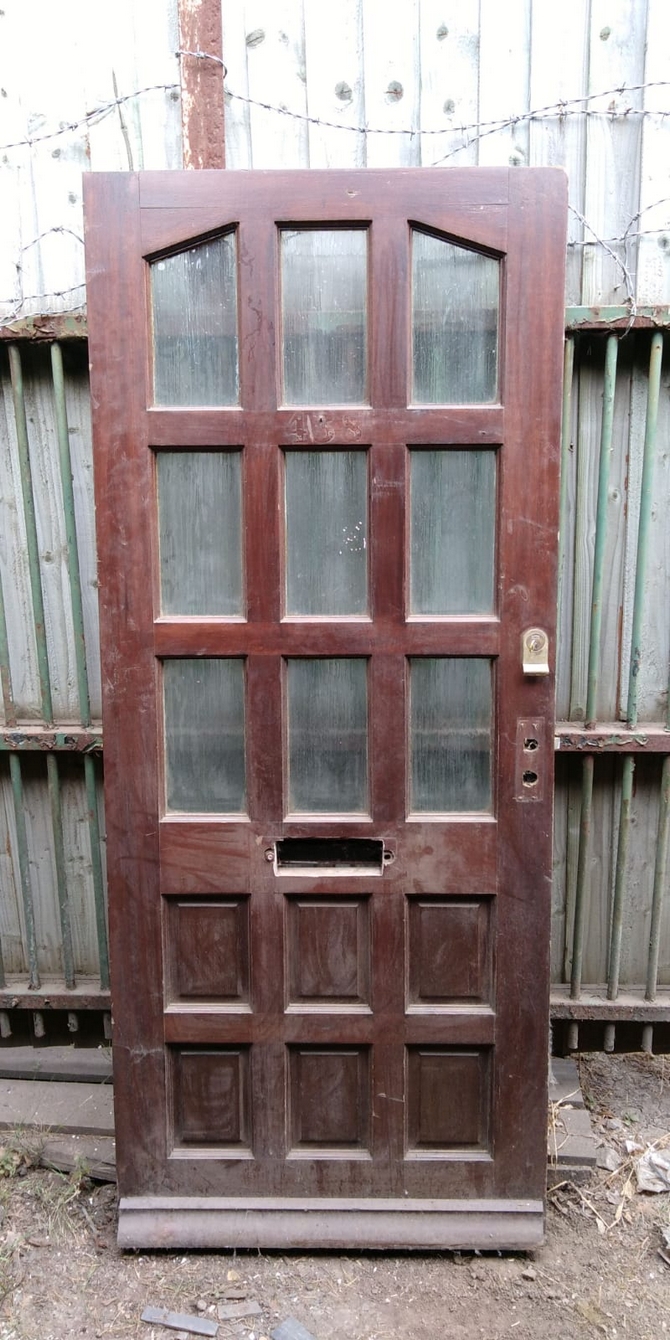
271;1321;318;1340
0;1078;114;1136
40;1134;116;1182
141;1306;218;1337
217;1300;261;1321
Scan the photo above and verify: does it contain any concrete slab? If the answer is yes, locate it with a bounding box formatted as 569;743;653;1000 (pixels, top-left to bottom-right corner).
549;1057;585;1108
0;1045;112;1084
548;1058;598;1185
0;1079;114;1136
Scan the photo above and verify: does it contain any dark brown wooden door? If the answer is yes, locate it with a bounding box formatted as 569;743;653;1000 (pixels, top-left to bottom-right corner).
84;167;566;1250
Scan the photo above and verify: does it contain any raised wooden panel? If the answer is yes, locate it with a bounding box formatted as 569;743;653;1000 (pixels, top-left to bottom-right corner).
288;1046;371;1154
406;1048;491;1154
171;1047;251;1150
286;897;370;1007
165;898;250;1004
407;898;492;1007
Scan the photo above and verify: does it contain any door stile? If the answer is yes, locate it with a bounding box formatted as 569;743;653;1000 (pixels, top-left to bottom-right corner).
246;655;283;821
84;172;167;1191
369;654;407;827
238;217;278;414
493;170;567;1195
369;435;406;829
245;442;281;624
369;212;408;409
370;440;405;623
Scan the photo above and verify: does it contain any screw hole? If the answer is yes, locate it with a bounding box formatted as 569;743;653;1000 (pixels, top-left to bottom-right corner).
522;771;538;787
382;850;395;865
524;737;539;751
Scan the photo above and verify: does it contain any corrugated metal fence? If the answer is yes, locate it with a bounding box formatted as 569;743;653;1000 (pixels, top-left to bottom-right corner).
1;0;670;1044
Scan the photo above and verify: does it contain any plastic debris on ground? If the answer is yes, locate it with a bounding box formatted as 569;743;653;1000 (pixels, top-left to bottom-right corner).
634;1145;670;1193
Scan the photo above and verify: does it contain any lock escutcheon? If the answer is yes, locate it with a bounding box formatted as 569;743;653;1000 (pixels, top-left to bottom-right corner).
522;627;550;675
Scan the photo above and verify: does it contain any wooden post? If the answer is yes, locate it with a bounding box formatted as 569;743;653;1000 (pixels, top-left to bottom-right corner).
178;0;225;169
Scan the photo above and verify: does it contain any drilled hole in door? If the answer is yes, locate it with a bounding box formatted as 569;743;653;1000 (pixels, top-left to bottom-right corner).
522;771;538;787
523;737;539;751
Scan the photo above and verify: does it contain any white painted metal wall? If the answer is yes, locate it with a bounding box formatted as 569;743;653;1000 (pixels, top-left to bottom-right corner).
0;0;669;998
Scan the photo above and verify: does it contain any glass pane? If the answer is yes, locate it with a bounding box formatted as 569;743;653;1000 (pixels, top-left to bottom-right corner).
164;659;245;813
412;231;499;404
151;233;238;406
285;451;367;615
282;230;367;405
158;452;243;615
410;658;492;812
410;450;495;614
287;659;368;813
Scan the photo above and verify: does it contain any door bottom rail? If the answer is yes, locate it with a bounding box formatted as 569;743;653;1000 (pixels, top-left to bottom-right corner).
118;1195;544;1251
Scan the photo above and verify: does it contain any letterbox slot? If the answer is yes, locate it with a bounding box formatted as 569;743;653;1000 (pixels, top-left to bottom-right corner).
274;837;385;875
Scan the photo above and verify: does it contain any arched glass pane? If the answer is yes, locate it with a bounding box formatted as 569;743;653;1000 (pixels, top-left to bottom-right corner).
282;229;367;405
151;234;239;406
412;231;499;404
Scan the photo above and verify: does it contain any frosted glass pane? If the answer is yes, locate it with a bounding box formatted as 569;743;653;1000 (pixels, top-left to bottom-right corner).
410;451;495;614
164;659;245;813
288;659;368;813
285;452;367;615
410;659;492;812
158;453;242;615
282;230;367;404
151;234;238;406
412;231;499;404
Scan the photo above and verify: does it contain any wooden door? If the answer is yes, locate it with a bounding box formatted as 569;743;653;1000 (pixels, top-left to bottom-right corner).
84;167;566;1250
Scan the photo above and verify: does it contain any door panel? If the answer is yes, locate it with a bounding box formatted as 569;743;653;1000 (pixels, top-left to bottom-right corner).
84;166;566;1249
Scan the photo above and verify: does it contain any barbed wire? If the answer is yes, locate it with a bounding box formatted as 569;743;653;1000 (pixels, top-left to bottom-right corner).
0;228;86;325
2;60;670;327
0;83;179;154
569;205;637;319
2;68;670;157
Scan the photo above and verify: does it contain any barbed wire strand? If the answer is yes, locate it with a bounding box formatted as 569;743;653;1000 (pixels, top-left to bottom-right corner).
569;204;637;324
0;83;179;153
2;62;670;326
3;69;670;157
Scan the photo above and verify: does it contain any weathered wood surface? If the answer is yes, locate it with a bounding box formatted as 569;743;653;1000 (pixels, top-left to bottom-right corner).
86;166;564;1244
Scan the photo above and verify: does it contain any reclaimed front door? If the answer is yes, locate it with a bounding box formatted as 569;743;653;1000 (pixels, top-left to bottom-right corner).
84;167;566;1249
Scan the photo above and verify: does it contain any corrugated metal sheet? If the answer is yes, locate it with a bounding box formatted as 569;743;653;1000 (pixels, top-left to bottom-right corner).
0;0;670;1029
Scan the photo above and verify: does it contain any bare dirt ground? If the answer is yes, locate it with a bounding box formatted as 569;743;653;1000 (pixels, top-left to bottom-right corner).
0;1053;669;1340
